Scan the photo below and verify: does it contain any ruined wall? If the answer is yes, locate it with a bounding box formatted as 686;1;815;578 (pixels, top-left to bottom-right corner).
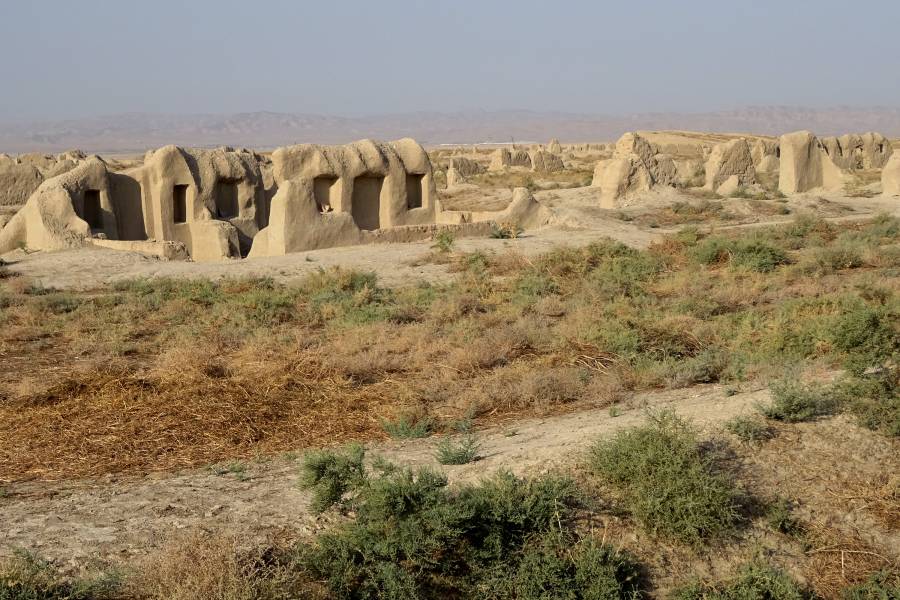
778;131;849;195
820;132;893;170
591;132;676;207
704;138;757;194
269;138;436;230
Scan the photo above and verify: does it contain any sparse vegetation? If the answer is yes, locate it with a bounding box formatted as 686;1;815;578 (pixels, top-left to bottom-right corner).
725;414;774;443
295;462;646;599
673;560;807;600
0;550;120;600
761;379;840;423
490;221;524;239
431;229;455;253
299;444;367;513
435;434;481;464
841;570;900;600
588;411;740;545
764;497;805;537
1;215;898;482
381;412;435;439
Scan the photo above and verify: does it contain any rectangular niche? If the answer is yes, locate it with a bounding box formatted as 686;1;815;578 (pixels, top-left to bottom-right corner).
406;174;424;209
351;175;383;231
313;176;338;212
173;184;188;223
214;180;239;219
82;189;103;230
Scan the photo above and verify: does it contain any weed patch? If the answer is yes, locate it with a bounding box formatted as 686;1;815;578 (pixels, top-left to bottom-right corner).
588;411;740;545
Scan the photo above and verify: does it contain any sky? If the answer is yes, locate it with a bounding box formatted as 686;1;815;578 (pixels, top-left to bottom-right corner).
2;0;899;122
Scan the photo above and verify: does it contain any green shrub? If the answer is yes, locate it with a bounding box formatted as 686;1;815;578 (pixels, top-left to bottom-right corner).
301;268;394;326
761;380;839;423
432;229;456;253
298;444;367;513
841;570;900;600
809;242;865;272
685;233;790;272
381;414;435;440
730;239;789;272
514;272;559;304
588;411;739;545
490;535;643;600
831;371;900;437
690;236;732;266
725;415;774;444
764;497;804;537
828;305;899;375
0;550;119;600
673;560;805;600
435;434;481;465
299;469;585;598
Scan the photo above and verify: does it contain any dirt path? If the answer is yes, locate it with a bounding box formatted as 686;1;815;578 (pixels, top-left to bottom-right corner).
0;382;768;565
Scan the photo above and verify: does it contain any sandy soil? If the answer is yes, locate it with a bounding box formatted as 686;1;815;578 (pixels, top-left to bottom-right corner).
2;378;896;574
0;382;767;564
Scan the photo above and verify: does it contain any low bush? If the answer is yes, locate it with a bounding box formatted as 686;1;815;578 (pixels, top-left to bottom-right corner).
673;560;806;600
690;235;788;272
478;534;643;600
831;371;900;437
298;468;625;598
841;570;900;600
764;497;804;537
761;380;840;423
435;434;481;465
725;415;774;444
0;550;119;600
431;229;455;253
298;444;367;513
588;411;739;545
828;305;899;375
730;239;789;272
381;414;435;440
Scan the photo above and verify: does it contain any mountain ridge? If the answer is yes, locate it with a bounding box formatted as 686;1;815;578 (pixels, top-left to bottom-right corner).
2;106;900;154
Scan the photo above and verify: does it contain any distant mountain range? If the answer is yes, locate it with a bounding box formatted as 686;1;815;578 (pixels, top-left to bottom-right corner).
2;107;900;154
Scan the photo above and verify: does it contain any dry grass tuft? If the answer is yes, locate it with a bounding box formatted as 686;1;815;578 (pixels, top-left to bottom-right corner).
803;523;898;599
133;531;325;600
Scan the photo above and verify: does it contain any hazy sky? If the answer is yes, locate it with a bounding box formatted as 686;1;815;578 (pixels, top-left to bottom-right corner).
2;0;899;121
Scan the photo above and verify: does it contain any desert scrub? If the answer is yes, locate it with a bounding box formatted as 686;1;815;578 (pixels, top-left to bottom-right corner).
381;413;435;440
673;560;806;600
0;550;120;600
827;304;899;375
477;534;644;600
431;229;455;253
830;371;900;437
841;570;900;600
691;236;788;272
491;222;524;239
298;468;599;598
435;434;481;464
725;414;774;444
588;411;740;545
298;444;367;513
764;497;804;537
761;379;840;423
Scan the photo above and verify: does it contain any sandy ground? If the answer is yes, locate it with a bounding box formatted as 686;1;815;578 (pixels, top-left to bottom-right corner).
0;382;767;564
2;188;896;291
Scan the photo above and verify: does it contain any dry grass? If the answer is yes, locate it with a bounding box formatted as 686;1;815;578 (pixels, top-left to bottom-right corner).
132;531;325;600
0;216;897;482
804;523;898;599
